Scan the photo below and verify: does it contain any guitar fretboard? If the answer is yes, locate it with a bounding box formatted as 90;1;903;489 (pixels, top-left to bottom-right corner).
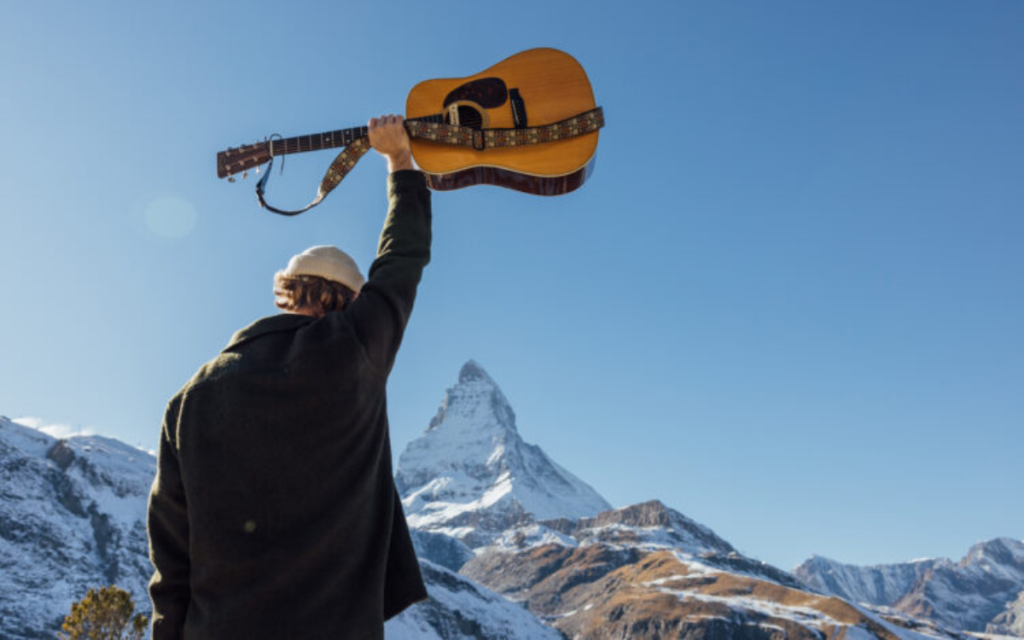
271;115;445;156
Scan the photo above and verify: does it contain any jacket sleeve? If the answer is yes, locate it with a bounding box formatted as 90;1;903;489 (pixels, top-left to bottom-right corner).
345;169;432;376
147;393;190;639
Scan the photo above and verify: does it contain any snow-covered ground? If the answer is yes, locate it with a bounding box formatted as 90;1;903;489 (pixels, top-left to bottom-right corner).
384;559;562;639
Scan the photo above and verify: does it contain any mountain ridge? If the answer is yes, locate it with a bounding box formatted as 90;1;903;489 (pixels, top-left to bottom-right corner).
794;538;1024;636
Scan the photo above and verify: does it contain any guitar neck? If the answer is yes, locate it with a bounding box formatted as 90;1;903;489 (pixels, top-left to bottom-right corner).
272;115;444;156
217;114;447;179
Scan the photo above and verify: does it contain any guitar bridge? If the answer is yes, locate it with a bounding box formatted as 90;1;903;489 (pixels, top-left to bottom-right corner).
510;88;528;128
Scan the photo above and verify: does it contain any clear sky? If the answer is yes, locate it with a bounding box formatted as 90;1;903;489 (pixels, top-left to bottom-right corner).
1;1;1021;571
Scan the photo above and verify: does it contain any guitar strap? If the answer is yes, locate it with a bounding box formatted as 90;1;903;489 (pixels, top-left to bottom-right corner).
256;138;372;216
256;107;605;216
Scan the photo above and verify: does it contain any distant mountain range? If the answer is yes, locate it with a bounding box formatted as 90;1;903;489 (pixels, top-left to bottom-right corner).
1;361;1020;638
794;539;1024;637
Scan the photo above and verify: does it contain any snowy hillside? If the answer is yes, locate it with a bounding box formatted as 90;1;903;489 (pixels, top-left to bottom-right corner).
384;559;562;640
0;416;155;639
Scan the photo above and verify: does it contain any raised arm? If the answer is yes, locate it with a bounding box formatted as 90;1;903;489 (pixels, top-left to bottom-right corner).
346;115;432;376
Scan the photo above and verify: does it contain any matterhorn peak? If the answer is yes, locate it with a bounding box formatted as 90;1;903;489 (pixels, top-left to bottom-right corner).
459;359;494;384
425;360;517;435
396;361;611;548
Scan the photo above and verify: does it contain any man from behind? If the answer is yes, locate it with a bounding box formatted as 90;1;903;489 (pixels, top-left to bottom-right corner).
147;115;431;639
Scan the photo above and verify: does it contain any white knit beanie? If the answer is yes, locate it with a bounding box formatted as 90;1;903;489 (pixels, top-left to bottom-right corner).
281;245;366;292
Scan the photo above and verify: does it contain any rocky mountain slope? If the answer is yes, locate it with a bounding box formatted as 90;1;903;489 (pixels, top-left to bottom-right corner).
795;539;1024;636
990;590;1024;637
453;500;967;639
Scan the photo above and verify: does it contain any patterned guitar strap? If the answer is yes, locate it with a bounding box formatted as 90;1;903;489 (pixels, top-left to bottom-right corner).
256;107;604;216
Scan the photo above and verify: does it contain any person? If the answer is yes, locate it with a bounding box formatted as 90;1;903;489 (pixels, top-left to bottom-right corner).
146;115;431;639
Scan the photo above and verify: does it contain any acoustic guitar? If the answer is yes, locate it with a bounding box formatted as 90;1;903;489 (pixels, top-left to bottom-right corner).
216;48;603;211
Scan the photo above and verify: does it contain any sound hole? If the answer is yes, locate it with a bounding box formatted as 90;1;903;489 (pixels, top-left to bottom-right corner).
444;104;485;129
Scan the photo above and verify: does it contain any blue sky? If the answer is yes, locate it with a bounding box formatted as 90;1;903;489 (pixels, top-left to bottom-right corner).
1;1;1021;570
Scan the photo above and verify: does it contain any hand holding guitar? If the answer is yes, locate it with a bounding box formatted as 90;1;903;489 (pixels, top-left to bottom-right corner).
368;114;414;173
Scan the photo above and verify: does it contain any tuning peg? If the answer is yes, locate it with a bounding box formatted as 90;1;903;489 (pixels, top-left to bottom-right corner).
255;166;260;175
228;176;236;183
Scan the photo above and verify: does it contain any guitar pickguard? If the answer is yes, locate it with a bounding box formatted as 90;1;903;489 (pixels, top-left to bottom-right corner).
443;77;508;109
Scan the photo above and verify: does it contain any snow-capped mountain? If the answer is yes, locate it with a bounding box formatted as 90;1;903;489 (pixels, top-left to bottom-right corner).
396;360;612;548
0;416;155;639
794;538;1024;635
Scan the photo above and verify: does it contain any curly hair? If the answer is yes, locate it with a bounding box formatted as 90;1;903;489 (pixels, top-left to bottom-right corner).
273;271;357;317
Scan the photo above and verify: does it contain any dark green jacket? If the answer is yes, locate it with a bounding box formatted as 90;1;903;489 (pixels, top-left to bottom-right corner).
147;170;431;640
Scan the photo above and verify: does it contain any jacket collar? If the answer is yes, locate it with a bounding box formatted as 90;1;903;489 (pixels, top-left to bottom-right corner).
223;313;315;352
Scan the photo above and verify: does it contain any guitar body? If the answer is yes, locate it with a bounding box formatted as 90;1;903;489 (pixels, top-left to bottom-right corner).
406;48;599;196
216;47;602;210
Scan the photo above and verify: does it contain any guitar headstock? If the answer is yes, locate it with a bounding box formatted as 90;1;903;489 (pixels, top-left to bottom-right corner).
217;141;271;179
